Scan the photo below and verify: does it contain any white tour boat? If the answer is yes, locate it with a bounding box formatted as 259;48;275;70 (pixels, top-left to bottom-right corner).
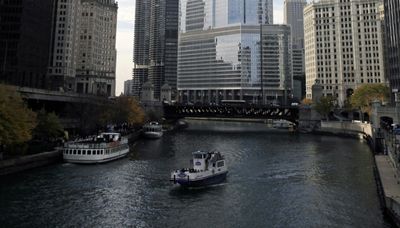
170;150;228;187
63;132;129;164
272;119;294;129
143;122;163;139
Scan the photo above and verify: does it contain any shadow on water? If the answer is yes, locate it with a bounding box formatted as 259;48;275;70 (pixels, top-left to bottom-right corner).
169;182;227;198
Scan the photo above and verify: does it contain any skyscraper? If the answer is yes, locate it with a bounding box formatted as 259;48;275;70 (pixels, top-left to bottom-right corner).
132;0;179;100
132;0;150;98
284;0;307;100
178;0;293;105
124;79;134;96
0;0;56;89
75;0;118;97
384;0;400;99
284;0;307;49
304;0;385;105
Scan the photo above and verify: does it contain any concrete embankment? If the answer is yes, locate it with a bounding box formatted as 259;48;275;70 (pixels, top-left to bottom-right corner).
0;150;63;176
312;121;373;146
375;155;400;227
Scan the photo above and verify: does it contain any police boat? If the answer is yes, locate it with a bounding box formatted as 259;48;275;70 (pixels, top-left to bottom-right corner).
170;150;228;187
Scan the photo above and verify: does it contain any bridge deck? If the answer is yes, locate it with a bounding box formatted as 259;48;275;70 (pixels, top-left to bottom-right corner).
164;104;299;123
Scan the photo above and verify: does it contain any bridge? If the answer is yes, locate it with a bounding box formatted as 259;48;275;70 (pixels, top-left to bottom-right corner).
16;87;108;129
163;104;300;124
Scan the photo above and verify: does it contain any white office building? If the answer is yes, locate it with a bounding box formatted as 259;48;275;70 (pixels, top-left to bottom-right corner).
304;0;385;105
47;0;81;91
76;0;118;97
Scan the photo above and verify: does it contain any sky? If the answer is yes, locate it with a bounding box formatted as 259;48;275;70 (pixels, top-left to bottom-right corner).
115;0;286;95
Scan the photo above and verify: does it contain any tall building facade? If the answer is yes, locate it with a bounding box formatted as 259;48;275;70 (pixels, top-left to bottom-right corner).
132;0;179;100
0;0;56;89
178;0;293;105
0;0;118;97
124;79;134;96
47;0;81;91
304;0;385;105
132;0;150;97
75;0;118;97
384;0;400;98
284;0;307;49
284;0;307;100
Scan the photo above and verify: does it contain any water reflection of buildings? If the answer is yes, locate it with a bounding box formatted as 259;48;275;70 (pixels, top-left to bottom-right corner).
177;0;292;105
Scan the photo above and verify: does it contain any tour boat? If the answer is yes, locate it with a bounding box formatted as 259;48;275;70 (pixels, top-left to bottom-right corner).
62;132;129;164
272;119;294;129
143;121;163;139
170;150;228;187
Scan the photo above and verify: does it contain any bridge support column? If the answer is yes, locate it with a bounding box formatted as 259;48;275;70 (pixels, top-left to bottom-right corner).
187;90;193;102
223;90;227;100
240;90;243;100
186;90;190;103
193;90;198;104
200;90;204;104
207;90;211;104
231;90;235;100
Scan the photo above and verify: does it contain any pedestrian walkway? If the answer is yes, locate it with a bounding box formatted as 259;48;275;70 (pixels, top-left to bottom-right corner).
376;155;400;200
375;155;400;224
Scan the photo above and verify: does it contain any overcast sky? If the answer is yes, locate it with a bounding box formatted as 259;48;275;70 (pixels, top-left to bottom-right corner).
115;0;286;95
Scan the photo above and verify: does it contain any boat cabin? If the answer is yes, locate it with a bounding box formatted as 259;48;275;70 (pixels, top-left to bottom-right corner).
98;133;121;142
143;122;162;132
191;151;225;172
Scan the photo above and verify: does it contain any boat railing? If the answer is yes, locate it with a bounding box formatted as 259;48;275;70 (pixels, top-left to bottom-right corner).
176;168;200;173
64;140;125;149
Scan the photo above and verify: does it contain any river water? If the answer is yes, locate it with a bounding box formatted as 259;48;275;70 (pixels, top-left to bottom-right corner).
0;120;392;227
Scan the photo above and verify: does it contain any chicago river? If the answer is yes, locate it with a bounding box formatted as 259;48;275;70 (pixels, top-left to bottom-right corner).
0;120;392;227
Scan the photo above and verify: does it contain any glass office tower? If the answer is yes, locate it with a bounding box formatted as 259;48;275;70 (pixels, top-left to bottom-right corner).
133;0;179;99
178;0;293;105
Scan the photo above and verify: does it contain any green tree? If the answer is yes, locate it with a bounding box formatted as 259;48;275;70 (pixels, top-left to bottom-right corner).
33;109;64;142
350;84;389;115
0;85;37;153
315;96;335;120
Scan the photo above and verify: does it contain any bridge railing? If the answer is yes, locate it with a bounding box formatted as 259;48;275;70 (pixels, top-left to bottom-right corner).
163;103;299;123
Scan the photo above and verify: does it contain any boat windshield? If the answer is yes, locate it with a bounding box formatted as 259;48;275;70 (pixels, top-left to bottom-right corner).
193;154;203;159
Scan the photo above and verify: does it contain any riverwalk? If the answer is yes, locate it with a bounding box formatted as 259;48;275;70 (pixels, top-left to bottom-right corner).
375;155;400;226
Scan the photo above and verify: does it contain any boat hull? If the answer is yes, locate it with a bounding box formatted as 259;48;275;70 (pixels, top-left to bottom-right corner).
173;171;228;187
143;132;163;139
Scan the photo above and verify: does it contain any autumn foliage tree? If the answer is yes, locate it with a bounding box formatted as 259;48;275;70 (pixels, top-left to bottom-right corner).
301;98;313;105
350;84;389;115
111;96;145;127
0;85;37;153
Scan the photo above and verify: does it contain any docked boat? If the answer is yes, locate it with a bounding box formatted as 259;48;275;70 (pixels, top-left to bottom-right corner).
62;132;129;164
170;150;228;187
272;119;294;129
143;121;163;139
